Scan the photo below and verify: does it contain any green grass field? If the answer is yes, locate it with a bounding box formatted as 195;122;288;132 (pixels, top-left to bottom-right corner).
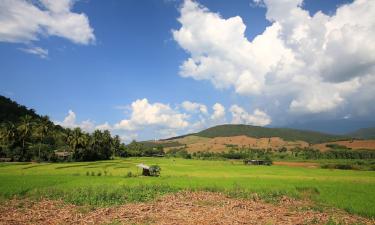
0;158;374;218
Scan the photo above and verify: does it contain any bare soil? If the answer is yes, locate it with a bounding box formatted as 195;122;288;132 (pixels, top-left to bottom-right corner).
1;192;373;225
313;140;375;151
163;135;375;153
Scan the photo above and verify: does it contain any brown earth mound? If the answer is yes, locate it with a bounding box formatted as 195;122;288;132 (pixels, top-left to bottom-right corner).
0;192;373;225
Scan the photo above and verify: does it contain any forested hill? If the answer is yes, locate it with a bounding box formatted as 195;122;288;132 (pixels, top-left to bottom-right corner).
348;127;375;140
0;95;120;162
0;96;42;124
193;124;347;144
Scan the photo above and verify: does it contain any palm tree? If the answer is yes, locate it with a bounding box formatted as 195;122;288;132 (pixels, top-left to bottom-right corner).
18;115;33;159
112;135;121;157
36;118;50;161
0;122;16;150
67;128;87;152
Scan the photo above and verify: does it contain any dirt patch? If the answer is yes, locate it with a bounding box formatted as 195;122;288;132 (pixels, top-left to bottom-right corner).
313;140;375;151
1;192;373;225
273;161;319;168
165;135;310;153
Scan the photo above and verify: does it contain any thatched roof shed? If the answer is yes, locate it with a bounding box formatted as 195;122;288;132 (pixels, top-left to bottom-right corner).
136;163;150;176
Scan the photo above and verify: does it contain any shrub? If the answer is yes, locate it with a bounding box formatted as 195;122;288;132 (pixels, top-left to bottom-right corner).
126;171;133;177
149;165;161;177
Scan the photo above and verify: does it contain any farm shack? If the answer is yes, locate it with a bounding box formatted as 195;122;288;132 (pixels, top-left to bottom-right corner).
137;163;150;176
54;151;71;160
243;159;272;166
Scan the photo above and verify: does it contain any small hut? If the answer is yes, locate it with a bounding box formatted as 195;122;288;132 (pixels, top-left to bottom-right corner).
136;163;150;176
243;159;272;166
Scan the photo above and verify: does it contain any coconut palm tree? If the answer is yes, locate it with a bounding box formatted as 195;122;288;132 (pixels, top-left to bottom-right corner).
18;115;33;159
67;128;87;152
0;122;16;151
36;118;50;161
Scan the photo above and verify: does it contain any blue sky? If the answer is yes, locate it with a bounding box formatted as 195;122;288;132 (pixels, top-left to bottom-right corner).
1;0;374;141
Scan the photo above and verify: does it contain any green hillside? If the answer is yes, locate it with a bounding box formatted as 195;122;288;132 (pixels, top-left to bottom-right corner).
0;96;42;124
348;127;375;140
194;124;347;144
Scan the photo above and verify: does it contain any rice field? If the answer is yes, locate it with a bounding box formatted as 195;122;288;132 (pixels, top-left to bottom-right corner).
0;157;374;218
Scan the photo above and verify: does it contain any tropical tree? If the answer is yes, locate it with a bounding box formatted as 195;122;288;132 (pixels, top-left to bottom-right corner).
111;135;121;157
67;128;87;152
36;117;50;160
17;115;33;160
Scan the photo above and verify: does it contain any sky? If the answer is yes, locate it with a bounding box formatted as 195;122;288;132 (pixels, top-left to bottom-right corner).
1;0;374;141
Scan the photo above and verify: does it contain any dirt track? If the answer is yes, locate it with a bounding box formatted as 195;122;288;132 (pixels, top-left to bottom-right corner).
1;192;373;225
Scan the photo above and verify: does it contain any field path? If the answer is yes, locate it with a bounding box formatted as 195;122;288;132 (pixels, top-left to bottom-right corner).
0;192;373;225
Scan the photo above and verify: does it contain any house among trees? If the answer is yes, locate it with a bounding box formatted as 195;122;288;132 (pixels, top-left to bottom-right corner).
54;151;71;160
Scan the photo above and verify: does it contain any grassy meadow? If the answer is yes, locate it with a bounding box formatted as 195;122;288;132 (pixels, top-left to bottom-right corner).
0;157;374;218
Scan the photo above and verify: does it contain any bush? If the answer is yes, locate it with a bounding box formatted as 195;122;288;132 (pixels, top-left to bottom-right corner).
126;171;133;177
149;165;161;177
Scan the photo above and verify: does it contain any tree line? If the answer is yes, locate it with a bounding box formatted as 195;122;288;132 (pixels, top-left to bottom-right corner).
0;115;121;162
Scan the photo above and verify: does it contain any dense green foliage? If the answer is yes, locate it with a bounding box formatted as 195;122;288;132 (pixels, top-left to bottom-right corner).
193;124;347;144
118;140;165;157
0;158;374;217
348;127;375;139
0;96;121;162
0;96;43;124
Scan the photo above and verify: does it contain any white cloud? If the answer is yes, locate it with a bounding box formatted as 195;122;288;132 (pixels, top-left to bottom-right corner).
211;103;226;122
0;0;95;44
18;46;48;58
173;0;375;115
55;110;95;132
114;98;189;131
95;122;112;131
181;101;208;114
230;105;271;126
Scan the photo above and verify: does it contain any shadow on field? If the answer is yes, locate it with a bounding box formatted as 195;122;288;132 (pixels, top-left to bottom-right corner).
55;164;90;169
84;163;120;169
0;163;30;168
21;164;50;170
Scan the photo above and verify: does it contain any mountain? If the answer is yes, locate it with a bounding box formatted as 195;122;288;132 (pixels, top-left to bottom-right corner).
287;119;375;135
0;96;42;124
348;127;375;140
156;125;375;153
192;124;346;144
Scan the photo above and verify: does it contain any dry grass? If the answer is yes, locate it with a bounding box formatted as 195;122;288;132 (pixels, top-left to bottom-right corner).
313;140;375;151
1;192;373;225
163;135;375;153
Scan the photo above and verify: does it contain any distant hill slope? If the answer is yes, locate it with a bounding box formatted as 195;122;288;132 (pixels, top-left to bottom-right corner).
0;96;42;123
193;124;347;144
348;127;375;140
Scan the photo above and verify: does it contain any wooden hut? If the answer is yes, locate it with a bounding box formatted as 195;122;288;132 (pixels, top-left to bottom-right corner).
243;159;272;166
136;163;150;176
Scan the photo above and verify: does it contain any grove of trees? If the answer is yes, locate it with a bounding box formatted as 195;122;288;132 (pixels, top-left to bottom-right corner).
0;115;121;162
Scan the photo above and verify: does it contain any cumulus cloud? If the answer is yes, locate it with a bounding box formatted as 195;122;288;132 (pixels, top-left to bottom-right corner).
55;110;95;132
181;101;208;114
230;105;271;126
18;46;48;58
114;98;190;131
0;0;95;44
173;0;375;116
95;122;112;131
211;103;226;122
